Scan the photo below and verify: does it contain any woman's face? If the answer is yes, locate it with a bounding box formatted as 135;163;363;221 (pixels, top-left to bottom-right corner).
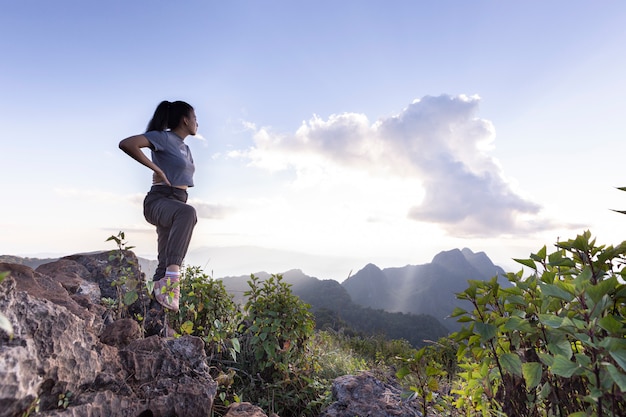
184;110;198;136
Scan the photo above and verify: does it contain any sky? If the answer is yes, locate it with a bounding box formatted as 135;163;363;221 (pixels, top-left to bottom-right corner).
2;1;626;281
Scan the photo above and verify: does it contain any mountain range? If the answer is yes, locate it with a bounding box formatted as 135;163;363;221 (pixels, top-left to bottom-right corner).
218;247;507;333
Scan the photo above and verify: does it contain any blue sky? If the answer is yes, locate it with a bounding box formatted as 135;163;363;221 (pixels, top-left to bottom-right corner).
2;1;626;280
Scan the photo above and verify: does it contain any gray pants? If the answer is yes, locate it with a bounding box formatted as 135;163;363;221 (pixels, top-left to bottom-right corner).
143;185;197;280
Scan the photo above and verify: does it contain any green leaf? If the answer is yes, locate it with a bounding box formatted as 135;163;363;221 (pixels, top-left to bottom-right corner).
449;307;468;318
538;314;564;328
123;290;138;306
536;245;547;260
502;316;533;332
396;366;411;379
538;352;554;367
547;335;573;358
500;353;522;377
474;322;497;342
506;295;527;306
514;258;537;270
548;251;574;267
538;283;573;302
599;336;626;351
610;349;626;372
522;362;543;389
230;337;240;353
457;316;474;323
598;314;624;334
180;321;194;335
604;362;626;391
550;355;579;378
426;365;440;377
574;353;591;368
586;276;617;304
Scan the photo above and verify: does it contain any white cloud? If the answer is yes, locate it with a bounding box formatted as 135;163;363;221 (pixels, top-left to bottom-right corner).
190;200;233;220
191;133;208;147
232;94;559;237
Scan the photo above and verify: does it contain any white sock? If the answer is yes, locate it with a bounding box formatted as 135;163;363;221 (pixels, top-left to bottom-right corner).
165;271;180;280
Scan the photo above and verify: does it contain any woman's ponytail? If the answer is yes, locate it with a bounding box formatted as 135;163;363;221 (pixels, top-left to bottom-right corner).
146;100;193;132
146;101;171;132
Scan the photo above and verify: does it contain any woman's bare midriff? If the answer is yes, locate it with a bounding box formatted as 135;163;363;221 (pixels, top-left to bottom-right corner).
153;182;188;190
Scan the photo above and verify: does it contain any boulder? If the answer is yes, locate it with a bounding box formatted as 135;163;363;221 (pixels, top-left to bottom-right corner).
0;253;217;417
41;251;151;320
320;371;423;417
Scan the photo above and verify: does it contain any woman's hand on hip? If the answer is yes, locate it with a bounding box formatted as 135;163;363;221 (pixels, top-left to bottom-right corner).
152;169;171;186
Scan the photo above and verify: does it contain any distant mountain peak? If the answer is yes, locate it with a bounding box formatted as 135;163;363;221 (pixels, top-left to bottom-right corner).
361;263;383;272
431;248;468;268
461;247;476;256
461;248;505;279
282;268;306;276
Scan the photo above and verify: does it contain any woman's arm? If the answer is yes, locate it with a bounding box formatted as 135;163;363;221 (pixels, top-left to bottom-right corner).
119;135;171;186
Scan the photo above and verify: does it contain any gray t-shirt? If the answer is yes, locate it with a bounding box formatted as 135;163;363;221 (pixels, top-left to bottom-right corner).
144;130;195;187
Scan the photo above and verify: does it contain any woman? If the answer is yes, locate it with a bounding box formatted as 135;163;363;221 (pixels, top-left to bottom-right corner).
119;100;198;311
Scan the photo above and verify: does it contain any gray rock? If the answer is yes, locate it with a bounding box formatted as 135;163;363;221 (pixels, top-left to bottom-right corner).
320;371;422;417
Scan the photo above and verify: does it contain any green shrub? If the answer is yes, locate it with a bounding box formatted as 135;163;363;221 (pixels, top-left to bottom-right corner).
240;274;316;379
104;231;146;320
451;231;626;417
237;274;321;416
168;266;241;361
394;336;458;417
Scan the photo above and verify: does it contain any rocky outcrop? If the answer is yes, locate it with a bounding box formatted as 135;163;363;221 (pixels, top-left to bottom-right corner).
0;252;217;417
320;372;423;417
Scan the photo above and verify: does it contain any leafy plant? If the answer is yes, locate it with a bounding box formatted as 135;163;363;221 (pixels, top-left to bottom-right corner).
57;391;72;409
215;368;241;407
163;265;245;414
238;274;320;416
397;346;446;417
451;231;626;417
241;274;315;380
168;265;240;361
396;337;459;417
104;231;148;320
